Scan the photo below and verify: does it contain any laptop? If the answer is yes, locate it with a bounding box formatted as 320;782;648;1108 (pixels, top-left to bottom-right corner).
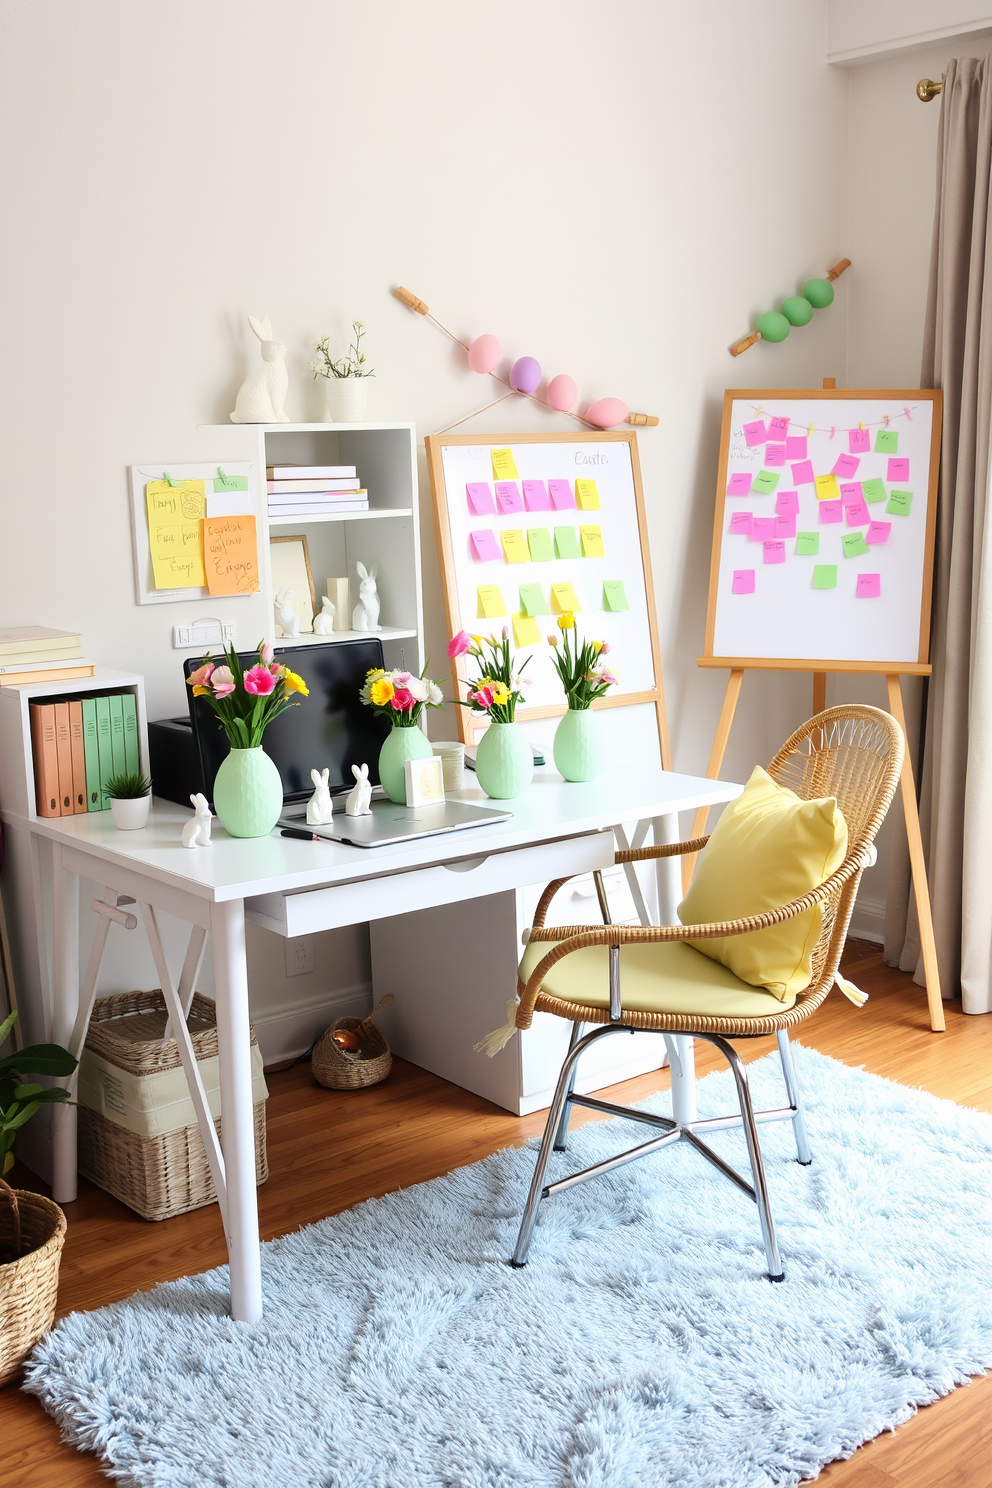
278;797;512;848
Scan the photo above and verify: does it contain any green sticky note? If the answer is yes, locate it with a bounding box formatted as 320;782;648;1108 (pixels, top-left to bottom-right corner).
751;469;780;495
862;478;886;504
875;429;898;454
842;531;869;557
554;526;581;559
795;531;819;556
887;489;913;516
518;583;549;616
603;580;629;611
813;564;837;589
526;528;554;563
213;474;248;492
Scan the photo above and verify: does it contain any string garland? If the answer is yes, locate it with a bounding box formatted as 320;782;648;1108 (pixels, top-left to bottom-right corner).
742;403;919;438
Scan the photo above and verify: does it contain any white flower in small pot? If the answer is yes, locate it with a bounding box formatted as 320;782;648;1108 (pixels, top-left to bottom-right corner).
309;319;375;422
106;771;152;830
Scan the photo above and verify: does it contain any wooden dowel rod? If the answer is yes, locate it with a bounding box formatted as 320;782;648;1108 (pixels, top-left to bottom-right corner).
394;285;429;315
683;668;744;891
826;258;852;281
626;413;659;426
730;332;761;357
813;672;826;716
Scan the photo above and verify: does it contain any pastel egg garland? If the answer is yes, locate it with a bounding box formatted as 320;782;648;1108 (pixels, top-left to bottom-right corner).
731;258;850;356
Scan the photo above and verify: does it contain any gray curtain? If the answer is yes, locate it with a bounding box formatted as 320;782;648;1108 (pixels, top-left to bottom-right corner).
885;56;992;1013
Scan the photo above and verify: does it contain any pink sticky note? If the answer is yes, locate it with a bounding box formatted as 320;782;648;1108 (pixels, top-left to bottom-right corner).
776;490;799;516
840;482;863;505
467;482;496;515
728;511;752;536
727;472;753;497
785;436;807;460
866;521;891;545
750;516;775;539
791;460;815;485
819;500;843;524
774;514;796;538
832;452;860;479
845;499;870;526
764;443;786;467
857;573;881;598
743;419;767;447
849;428;871;454
548;479;575;510
495;481;524;514
887;458;909;482
763;540;786;564
768;416;790;441
732;569;755;594
521;479;551;511
470;529;502;562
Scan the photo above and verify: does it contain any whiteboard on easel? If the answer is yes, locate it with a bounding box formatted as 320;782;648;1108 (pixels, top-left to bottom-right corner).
425;431;667;749
128;461;260;606
703;390;941;673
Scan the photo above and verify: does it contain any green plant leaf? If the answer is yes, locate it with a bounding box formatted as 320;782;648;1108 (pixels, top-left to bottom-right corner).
0;1043;77;1077
13;1083;43;1099
2;1152;12;1175
3;1100;42;1130
0;1010;17;1048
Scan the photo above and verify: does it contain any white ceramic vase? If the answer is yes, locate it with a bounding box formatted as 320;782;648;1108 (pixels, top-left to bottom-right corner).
110;796;150;831
325;378;370;423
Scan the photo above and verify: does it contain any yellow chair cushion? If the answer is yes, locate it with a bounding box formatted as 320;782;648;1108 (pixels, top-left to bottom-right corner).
678;765;848;1001
518;937;796;1020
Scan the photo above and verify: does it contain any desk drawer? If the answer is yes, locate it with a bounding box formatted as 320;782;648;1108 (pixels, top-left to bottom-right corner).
244;830;613;937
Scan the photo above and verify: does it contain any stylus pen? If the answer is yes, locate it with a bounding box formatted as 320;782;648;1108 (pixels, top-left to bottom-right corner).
280;827;318;841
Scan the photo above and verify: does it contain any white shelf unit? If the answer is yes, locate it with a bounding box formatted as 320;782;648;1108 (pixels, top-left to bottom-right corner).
202;422;424;676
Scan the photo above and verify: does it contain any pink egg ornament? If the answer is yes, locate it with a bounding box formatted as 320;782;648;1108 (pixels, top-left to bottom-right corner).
584;397;628;429
546;374;577;411
510;356;542;395
467;334;501;374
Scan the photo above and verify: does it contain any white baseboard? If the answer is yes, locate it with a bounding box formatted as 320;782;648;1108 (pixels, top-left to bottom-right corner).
848;895;884;945
253;982;373;1067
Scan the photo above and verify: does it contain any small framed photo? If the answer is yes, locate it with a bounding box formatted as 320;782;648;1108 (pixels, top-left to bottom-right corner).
269;534;317;633
403;755;445;807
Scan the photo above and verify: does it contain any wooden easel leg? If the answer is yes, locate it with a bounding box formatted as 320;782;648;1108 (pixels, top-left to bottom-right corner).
886;675;945;1032
813;672;827;716
683;668;744;891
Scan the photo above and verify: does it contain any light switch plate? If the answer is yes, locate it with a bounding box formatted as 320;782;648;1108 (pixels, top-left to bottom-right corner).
172;618;236;650
285;936;314;978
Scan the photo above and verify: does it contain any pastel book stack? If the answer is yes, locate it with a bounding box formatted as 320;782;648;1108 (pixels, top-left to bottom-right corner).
30;690;140;817
266;463;369;517
0;625;93;687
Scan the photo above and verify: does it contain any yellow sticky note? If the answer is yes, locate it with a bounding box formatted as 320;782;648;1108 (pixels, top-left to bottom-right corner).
477;584;507;618
575;478;601;510
580;525;605;558
814;473;840;502
551;582;581;614
512;611;541;647
203;515;260;596
145;480;206;588
500;529;529;564
491;448;519;481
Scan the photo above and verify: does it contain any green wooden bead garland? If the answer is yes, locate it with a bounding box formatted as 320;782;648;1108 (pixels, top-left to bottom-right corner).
731;259;849;355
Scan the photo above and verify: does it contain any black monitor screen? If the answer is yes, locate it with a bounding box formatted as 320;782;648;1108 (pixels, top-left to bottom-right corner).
184;640;392;805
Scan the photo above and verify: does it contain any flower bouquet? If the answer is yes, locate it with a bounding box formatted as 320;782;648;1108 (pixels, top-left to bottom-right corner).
359;665;444;803
186;641;309;836
547;614;616;781
447;628;534;798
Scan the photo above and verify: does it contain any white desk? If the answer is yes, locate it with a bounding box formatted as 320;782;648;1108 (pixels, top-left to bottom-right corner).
15;764;740;1322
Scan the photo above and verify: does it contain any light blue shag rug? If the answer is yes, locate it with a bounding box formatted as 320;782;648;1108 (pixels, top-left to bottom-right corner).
24;1045;992;1488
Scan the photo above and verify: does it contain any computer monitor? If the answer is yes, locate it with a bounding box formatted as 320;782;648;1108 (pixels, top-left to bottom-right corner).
184;639;392;805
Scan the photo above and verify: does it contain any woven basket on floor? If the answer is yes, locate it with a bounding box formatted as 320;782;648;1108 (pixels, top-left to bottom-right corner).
0;1187;66;1388
77;990;268;1223
312;1015;392;1090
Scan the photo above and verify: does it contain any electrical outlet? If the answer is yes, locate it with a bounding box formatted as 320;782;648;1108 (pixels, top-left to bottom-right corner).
284;936;314;978
172;617;235;650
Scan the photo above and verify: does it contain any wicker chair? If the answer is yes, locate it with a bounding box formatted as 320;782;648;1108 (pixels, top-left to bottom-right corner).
510;705;904;1281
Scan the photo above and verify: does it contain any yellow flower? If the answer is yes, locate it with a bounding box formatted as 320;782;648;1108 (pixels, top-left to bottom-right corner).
491;682;511;706
366;667;385;680
281;668;309;697
592;641;604;654
370;678;395;705
470;634;483;644
192;684;211;697
557;612;575;630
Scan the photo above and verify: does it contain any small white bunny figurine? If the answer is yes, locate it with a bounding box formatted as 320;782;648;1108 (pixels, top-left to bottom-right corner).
274;588;300;639
352;561;381;632
182;793;212;848
230;314;290;424
345;763;373;817
312;594;335;636
306;767;333;825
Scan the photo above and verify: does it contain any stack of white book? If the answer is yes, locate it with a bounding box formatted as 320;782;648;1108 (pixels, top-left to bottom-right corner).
266;464;369;517
0;627;94;687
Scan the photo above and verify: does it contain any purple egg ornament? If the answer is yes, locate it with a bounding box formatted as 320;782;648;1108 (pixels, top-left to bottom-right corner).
510;356;542;395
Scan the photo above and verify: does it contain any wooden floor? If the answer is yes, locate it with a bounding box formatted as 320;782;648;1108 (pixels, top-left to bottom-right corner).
2;940;991;1488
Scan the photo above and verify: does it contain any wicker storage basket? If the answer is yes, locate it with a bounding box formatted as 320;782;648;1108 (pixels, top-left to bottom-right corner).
312;1015;392;1090
77;990;268;1222
0;1188;66;1387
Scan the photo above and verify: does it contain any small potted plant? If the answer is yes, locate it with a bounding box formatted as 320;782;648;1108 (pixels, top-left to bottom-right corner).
310;319;375;423
0;1010;76;1385
448;628;533;799
106;771;153;831
548;614;617;781
359;665;444;803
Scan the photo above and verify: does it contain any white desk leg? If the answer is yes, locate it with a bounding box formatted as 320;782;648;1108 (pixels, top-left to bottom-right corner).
211;898;262;1323
51;851;79;1204
652;813;682;924
653;815;698;1125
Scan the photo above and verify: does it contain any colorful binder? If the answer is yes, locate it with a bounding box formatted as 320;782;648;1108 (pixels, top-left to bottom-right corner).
53;701;73;815
95;696;113;808
30;702;60;817
108;694;126;782
68;699;87;813
122;693;140;776
80;697;101;809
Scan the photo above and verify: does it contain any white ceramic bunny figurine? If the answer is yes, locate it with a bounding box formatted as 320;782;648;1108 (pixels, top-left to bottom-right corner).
182;793;212;848
312;594;335;636
230;314;289;423
274;588;300;638
306;767;333;825
345;763;372;817
351;561;381;632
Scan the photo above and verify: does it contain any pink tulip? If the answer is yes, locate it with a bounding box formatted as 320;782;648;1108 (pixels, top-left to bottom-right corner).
212;682;236;698
600;670;618;686
599;642;612;655
243;664;276;696
210;665;235;698
187;662;214;688
393;671;414;687
447;631;472;658
474;685;494;709
391;687;416;712
260;642;274;666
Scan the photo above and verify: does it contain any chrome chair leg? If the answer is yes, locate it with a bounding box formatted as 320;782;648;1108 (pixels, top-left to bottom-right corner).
553;1020;585;1151
701;1033;784;1282
776;1029;812;1165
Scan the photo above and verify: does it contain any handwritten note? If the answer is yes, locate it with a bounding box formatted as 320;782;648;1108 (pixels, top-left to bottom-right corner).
886;489;913;516
776;490;799;517
575;478;601;510
512;612;541;646
580;525;605;558
145;480;206;589
728;511;753;536
763;540;786;564
522;479;551;511
875;430;898;454
548;479;575;510
500;529;528;564
467;482;496;515
213;472;247;493
866;521;891;545
491;448;519;481
844;499;870;526
815;474;841;502
862;478;886;504
554;527;581;559
203;516;259;596
842;532;870;558
208;472;251;518
813;565;837;589
477;584;506;618
887;458;910;482
495;481;524;514
840;482;863;505
603;580;629;611
849;427;870;454
785;436;807;460
774;514;796;538
732;569;755;594
526;528;554;562
832;453;860;479
470;530;502;562
751;470;780;495
727;472;753;496
795;531;819;555
750;516;775;539
857;573;882;598
551;582;581;613
764;443;786;466
519;583;549;615
743;419;767;447
819;500;842;524
791;460;815;485
768;415;790;441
